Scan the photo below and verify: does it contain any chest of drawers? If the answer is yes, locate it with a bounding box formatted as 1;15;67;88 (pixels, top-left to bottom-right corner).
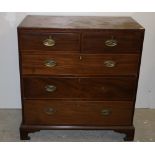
18;16;144;141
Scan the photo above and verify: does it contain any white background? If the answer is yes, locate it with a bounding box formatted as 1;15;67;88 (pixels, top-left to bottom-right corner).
0;12;155;109
0;0;155;153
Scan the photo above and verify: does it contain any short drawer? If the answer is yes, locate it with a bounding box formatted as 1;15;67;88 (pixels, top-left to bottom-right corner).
19;31;80;52
82;31;143;53
24;100;133;126
22;53;140;76
23;77;136;100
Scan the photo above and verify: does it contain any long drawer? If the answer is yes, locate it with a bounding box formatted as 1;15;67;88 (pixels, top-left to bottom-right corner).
24;100;133;126
23;77;136;100
21;53;140;76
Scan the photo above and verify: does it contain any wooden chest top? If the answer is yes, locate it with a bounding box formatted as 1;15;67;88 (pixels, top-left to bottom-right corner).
18;15;144;30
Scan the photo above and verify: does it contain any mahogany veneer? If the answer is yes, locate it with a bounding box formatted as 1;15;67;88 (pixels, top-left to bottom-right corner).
18;15;145;141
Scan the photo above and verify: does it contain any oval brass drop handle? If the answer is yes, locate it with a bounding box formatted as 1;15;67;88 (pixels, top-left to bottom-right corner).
44;107;55;115
104;60;116;68
105;37;117;47
101;109;111;116
44;59;57;68
45;85;56;92
43;36;55;47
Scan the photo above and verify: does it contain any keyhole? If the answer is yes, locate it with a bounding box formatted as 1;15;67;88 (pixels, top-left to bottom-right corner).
79;56;82;60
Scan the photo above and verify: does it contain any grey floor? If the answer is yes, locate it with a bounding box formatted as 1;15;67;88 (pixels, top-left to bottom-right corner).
0;109;154;142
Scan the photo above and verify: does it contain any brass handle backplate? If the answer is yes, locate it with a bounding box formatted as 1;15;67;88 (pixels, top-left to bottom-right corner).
45;85;56;92
101;109;111;116
43;36;55;47
44;107;55;115
105;37;117;47
104;60;116;68
44;59;57;68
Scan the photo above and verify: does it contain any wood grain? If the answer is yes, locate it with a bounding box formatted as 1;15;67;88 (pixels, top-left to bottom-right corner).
19;31;80;52
82;31;143;53
21;53;140;76
23;77;136;100
24;100;133;126
18;16;144;29
18;15;145;141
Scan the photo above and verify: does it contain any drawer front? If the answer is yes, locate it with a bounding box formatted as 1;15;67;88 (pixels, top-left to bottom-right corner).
19;31;80;52
22;53;140;76
24;100;133;126
82;31;142;53
23;77;136;100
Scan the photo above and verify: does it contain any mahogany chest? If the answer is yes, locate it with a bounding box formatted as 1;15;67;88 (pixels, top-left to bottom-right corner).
18;15;144;141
